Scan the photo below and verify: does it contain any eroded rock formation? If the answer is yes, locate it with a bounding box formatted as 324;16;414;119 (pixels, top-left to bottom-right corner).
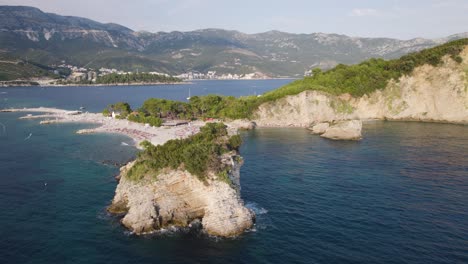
108;154;254;237
320;120;362;140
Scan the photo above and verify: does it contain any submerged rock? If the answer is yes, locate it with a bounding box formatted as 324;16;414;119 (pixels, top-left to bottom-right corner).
321;120;362;140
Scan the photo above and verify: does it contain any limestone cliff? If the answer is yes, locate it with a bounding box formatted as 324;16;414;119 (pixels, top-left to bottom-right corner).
108;153;253;237
254;47;468;126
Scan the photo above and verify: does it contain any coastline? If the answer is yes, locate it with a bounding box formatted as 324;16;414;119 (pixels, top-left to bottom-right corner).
0;81;190;88
0;107;249;146
0;78;295;88
0;107;205;147
1;107;256;237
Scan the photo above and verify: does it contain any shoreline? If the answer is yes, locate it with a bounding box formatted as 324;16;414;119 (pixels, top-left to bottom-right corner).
1;107;205;147
0;81;190;88
0;78;296;88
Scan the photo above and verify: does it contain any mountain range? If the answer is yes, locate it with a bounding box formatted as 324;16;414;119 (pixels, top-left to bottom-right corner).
1;5;467;78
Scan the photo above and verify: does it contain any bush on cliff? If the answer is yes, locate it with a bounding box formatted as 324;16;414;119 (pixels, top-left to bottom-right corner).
263;38;468;98
126;123;239;182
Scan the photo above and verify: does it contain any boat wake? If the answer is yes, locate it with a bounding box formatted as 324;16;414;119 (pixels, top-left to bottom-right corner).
24;133;32;140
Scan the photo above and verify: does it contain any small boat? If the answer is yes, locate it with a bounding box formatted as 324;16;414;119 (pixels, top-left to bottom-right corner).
79;106;86;110
186;87;191;100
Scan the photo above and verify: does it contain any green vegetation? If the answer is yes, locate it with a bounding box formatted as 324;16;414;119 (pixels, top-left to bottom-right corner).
108;39;468;122
117;96;258;122
126;123;240;182
103;96;257;127
263;38;468;98
95;73;181;84
0;60;59;81
127;114;163;127
102;102;132;118
330;99;355;114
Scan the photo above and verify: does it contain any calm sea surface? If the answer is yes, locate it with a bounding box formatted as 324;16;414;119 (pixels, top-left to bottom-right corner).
0;80;467;264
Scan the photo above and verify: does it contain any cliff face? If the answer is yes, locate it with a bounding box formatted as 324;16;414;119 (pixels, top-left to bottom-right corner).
108;154;254;237
254;47;468;126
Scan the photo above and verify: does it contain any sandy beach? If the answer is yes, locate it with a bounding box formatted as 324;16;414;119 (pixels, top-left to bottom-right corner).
1;107;205;147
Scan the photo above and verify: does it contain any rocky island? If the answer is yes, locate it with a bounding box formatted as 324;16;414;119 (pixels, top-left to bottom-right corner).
108;123;254;236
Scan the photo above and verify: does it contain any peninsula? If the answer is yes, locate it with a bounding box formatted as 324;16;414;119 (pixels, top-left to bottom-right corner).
0;107;255;237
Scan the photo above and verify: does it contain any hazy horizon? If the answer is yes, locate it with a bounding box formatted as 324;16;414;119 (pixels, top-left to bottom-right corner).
1;0;467;40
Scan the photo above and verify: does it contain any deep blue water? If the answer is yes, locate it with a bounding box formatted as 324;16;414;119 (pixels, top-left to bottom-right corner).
0;80;467;263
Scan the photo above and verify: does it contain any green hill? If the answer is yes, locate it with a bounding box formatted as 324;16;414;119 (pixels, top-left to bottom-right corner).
260;38;468;99
0;58;58;81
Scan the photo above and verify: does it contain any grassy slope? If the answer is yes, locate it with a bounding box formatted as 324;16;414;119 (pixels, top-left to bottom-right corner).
260;38;468;101
0;60;57;81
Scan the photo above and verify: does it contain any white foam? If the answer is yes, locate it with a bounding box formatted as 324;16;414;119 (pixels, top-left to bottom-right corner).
245;202;268;215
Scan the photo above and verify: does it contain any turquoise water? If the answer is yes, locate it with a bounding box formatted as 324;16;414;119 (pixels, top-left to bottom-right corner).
0;81;467;263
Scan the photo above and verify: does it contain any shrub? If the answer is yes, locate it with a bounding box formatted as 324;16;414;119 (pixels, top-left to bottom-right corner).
102;108;110;117
228;135;242;150
103;102;132;118
127;123;241;182
128;114;163;127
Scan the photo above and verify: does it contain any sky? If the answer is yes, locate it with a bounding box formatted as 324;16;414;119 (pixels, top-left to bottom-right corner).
1;0;467;39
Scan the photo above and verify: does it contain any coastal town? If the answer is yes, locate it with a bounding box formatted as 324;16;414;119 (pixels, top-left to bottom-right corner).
49;63;272;83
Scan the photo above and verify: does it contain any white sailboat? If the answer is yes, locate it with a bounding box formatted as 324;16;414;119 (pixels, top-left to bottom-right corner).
187;87;191;100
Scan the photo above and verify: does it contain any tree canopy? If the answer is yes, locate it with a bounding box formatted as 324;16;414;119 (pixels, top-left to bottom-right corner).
96;73;181;84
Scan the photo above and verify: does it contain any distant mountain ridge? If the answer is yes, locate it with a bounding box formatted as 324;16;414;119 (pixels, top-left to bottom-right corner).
1;5;467;77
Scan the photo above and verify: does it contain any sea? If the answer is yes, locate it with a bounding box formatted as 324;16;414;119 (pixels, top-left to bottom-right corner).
0;80;467;264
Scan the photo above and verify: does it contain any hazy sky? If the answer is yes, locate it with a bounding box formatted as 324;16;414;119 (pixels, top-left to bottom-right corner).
1;0;467;39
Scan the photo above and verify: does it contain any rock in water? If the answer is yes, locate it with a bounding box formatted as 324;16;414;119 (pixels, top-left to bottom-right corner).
108;156;254;237
321;120;362;140
309;122;330;134
227;119;257;130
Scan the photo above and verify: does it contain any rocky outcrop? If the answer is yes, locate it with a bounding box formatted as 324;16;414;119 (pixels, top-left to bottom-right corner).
320;120;362;140
309;122;330;134
108;154;254;237
254;47;468;126
227;119;257;130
